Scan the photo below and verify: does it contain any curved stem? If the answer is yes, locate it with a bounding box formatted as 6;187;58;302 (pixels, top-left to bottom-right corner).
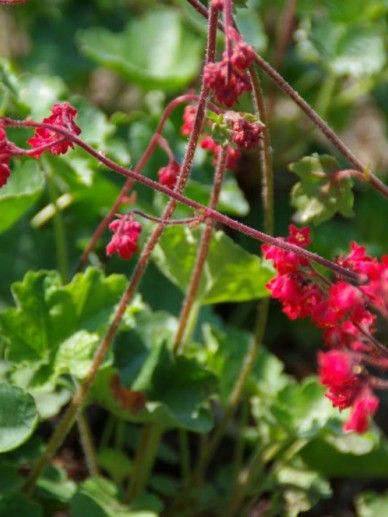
185;0;388;199
173;146;228;353
6;118;360;283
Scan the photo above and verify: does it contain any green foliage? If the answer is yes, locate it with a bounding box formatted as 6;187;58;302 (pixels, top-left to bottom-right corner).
289;154;354;225
0;161;45;234
77;8;202;92
153;226;274;304
0;268;126;387
0;384;38;452
1;0;387;515
93;335;216;432
70;477;160;516
0;494;42;517
356;492;388;517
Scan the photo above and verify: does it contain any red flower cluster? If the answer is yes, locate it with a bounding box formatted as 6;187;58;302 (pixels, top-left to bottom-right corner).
0;127;14;188
158;160;180;189
106;217;142;260
262;225;387;433
204;29;255;107
200;135;241;170
181;105;241;171
231;118;263;150
28;102;81;158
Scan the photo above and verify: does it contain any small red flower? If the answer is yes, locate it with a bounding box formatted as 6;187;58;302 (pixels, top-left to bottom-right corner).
0;127;14;188
106;217;142;260
231;118;263;150
204;29;255;107
262;225;311;274
28;102;81;158
158;161;180;189
181;105;197;137
343;389;379;434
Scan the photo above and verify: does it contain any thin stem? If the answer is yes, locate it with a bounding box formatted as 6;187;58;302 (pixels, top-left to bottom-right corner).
249;66;274;236
5;119;360;283
126;209;202;226
185;0;388;199
21;4;220;494
77;412;99;477
173;146;228;353
44;157;69;282
127;424;163;501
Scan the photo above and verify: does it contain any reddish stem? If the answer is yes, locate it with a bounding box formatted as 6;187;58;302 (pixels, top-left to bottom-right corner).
4;117;359;283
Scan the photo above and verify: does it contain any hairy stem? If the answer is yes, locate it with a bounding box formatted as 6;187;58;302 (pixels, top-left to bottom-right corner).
173;146;228;353
6;118;360;283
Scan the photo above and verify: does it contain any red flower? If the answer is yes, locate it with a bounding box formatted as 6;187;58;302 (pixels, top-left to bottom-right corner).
204;29;255;107
262;225;311;274
181;105;197;137
232;118;263;150
318;350;362;410
200;136;241;171
106;217;142;260
343;389;379;434
28;102;81;158
0;127;14;188
158;161;180;189
211;0;224;9
204;60;252;107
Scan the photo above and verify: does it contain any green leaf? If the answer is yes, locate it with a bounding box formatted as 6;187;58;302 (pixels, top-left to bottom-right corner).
301;434;388;478
185;177;249;217
276;460;331;517
0;494;42;517
0;384;38;452
152;226;274;304
0;268;126;387
77;8;202;92
356;492;388;517
69;96;115;148
0;59;29;116
271;378;338;439
289;154;354;225
0;161;45;234
98;448;132;484
93;334;216;432
0;462;23;494
36;465;76;503
70;477;159;517
18;74;67;119
297;18;386;78
201;324;288;403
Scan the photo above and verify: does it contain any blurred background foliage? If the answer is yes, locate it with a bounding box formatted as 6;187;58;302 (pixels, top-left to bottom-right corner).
0;0;387;515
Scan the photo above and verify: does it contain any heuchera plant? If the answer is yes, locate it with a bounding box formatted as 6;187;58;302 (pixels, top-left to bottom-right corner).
0;0;387;514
